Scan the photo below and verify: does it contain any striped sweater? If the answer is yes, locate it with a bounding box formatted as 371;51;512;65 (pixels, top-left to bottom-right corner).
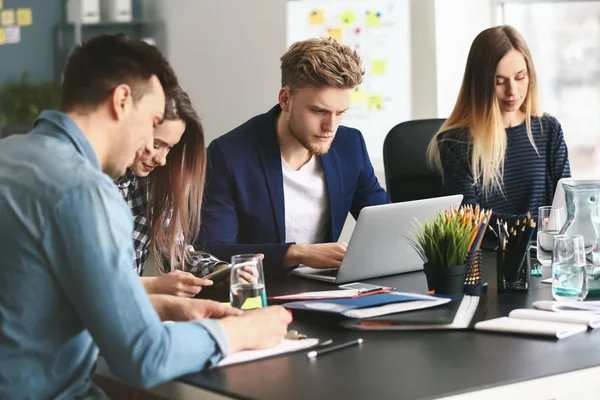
437;115;571;222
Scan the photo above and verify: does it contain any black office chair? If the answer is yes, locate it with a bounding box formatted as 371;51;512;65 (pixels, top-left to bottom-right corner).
383;118;446;203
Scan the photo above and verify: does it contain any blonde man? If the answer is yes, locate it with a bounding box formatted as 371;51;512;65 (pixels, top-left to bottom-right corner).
197;37;390;275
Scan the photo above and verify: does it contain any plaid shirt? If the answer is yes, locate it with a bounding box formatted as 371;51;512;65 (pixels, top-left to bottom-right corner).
115;170;226;276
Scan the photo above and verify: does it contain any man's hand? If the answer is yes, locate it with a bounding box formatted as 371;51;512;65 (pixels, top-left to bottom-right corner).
142;270;213;297
150;295;243;321
283;242;347;269
220;306;292;353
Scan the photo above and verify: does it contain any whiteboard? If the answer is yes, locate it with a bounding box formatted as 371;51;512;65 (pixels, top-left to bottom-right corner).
287;0;411;164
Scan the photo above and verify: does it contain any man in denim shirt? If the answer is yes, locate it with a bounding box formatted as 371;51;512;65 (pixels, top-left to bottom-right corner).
0;35;291;399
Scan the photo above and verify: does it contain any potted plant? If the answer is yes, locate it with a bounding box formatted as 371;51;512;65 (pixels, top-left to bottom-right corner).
408;208;477;295
0;73;61;138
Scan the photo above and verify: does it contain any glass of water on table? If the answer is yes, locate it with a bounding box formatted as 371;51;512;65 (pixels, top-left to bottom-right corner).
552;235;588;301
230;254;267;310
536;206;566;274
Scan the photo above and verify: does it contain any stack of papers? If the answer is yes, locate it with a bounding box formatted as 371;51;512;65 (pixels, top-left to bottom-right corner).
270;288;390;301
284;292;451;319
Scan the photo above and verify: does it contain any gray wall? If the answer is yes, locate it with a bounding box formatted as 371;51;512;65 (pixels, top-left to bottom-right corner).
146;0;288;144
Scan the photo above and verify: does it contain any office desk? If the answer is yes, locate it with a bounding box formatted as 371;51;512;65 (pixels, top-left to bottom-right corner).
174;252;600;400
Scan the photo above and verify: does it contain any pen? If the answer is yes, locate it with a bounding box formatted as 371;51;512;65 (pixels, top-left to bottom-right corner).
306;338;363;359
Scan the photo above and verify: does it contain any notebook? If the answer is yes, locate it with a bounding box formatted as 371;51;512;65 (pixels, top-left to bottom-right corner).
283;292;450;319
474;316;587;339
534;300;600;315
216;339;320;368
341;295;485;330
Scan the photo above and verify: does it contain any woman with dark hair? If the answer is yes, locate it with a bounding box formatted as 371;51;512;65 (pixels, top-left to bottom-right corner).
428;25;571;222
116;87;227;297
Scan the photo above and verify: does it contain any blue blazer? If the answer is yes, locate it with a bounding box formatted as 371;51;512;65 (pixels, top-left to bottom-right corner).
197;105;390;274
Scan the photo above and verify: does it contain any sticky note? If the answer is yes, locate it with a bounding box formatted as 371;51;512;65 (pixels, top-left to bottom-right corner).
371;59;387;75
327;27;343;42
366;10;382;27
0;27;5;45
1;9;14;26
339;9;356;27
5;25;19;43
368;95;383;110
309;9;324;26
16;8;32;26
350;87;366;104
221;298;263;310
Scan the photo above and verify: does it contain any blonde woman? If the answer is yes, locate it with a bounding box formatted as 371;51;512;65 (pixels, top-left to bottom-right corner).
428;25;571;222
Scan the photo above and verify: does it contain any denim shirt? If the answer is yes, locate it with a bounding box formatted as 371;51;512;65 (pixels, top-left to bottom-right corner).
0;111;229;399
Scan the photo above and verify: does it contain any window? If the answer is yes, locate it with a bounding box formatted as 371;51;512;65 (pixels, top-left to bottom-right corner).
500;0;600;178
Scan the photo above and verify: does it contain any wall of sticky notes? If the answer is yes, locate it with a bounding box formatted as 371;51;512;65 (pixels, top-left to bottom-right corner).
287;0;410;163
0;0;61;85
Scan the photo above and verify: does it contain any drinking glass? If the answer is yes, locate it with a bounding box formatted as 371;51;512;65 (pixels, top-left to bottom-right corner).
537;206;566;268
230;254;267;310
552;235;587;301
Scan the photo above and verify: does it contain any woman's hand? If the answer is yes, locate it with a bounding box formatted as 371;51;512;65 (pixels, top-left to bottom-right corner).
142;270;213;297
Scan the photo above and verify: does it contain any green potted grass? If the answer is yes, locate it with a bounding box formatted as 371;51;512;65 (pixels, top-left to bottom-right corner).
0;73;61;138
408;208;476;295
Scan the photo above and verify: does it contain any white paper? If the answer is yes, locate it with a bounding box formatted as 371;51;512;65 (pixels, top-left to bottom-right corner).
5;26;20;44
217;339;319;367
510;309;600;329
475;317;587;339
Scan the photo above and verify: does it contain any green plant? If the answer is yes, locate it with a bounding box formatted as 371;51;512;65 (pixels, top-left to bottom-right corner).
0;73;61;125
408;208;477;268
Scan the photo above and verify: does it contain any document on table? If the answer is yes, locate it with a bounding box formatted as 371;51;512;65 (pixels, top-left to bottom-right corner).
216;339;319;367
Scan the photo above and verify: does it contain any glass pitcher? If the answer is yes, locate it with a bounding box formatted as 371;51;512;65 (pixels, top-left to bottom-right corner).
558;181;600;293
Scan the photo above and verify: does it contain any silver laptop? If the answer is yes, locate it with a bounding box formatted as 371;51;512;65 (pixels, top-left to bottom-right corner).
290;195;464;284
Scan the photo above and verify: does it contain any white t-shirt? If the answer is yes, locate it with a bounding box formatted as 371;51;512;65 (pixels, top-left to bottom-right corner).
282;156;330;244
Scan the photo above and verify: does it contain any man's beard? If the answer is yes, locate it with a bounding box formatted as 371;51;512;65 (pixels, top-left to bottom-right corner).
288;116;332;156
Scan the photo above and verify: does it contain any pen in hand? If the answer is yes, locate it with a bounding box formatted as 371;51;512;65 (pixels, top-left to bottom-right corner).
307;338;363;359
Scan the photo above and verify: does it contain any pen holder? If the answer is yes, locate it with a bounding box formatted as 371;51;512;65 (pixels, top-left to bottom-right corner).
463;250;488;296
497;246;531;292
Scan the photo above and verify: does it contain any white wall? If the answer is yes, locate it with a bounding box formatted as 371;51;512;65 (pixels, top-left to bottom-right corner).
434;0;495;118
410;0;438;119
145;0;288;143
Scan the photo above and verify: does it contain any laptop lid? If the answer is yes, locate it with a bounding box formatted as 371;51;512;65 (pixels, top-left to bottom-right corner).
335;195;464;284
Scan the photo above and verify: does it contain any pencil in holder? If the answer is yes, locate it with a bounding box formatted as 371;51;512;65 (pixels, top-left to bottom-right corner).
497;246;531;292
463;249;487;296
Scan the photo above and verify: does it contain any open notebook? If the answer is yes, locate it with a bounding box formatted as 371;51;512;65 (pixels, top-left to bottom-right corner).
474;307;600;339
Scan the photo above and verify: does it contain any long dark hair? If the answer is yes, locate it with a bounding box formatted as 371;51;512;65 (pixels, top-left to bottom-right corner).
149;87;206;272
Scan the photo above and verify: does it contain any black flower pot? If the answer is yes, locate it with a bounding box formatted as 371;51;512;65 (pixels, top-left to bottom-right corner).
423;264;467;295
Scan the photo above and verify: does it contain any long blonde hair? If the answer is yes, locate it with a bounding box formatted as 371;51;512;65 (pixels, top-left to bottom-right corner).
428;25;542;196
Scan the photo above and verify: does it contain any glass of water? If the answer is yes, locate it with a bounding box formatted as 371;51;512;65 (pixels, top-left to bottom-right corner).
552;235;587;301
230;254;267;310
537;206;566;267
